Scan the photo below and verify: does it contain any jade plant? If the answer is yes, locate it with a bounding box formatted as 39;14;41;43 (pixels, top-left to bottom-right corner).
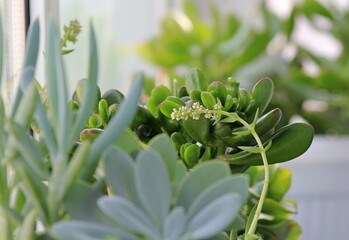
0;11;313;240
71;66;313;239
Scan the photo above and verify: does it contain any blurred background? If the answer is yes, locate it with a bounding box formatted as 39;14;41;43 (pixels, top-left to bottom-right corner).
2;0;349;239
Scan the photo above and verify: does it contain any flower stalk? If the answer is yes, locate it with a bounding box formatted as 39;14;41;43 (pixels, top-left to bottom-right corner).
170;102;270;237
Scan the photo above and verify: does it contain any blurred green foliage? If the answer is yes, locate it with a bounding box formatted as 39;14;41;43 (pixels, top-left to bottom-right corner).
138;0;349;134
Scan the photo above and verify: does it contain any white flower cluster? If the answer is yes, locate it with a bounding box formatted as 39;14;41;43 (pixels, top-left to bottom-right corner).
171;102;222;121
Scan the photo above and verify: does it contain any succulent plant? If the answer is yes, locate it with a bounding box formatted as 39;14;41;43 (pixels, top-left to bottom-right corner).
51;135;249;240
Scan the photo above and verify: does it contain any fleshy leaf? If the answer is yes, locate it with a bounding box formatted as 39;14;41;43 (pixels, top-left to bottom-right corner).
163;207;186;240
51;221;138;240
185;68;208;93
177;161;231;210
135;150;171;226
98;196;158;239
187;193;241;239
104;148;138;204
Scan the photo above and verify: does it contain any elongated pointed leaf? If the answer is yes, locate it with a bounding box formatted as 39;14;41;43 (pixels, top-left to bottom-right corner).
81;74;143;179
98;196;159;239
14;81;38;128
69;23;99;144
35;97;57;155
245;203;257;234
14;161;49;223
104;147;138;204
17;210;36;240
63;142;91;196
187;193;241;239
52;221;138;240
12;19;40;115
177;161;231;210
46;20;70;155
135;150;171;226
8;120;47;180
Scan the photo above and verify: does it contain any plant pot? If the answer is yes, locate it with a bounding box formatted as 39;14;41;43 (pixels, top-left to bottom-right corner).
284;135;349;240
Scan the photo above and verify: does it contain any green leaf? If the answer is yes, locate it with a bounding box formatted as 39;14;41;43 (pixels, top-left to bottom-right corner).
115;128;141;153
17;209;36;240
245;203;258;235
186;68;208;93
150;85;171;106
223;123;314;165
268;167;291;201
81;73;143;180
8;120;47;180
63;142;91;197
262;198;293;220
181;115;210;145
238;146;262;154
201;91;217;109
183;144;200;167
135;150;171;226
69;24;99;145
251;77;274;116
229;230;238;240
35;97;57;155
104;147;138;204
147;134;177;182
177;161;231;210
14;161;49;223
187;193;241;239
303;0;333;20
98;196;159;239
52;221;137;240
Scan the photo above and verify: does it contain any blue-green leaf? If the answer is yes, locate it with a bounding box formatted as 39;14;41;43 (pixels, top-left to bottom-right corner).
177;161;231;210
135;150;171;227
64;181;106;224
69;23;99;145
46;20;70;155
52;221;138;240
98;196;159;239
163;207;186;240
187;193;241;239
187;175;248;220
104;148;138;204
11;19;40;115
147;134;177;182
35;98;57;155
